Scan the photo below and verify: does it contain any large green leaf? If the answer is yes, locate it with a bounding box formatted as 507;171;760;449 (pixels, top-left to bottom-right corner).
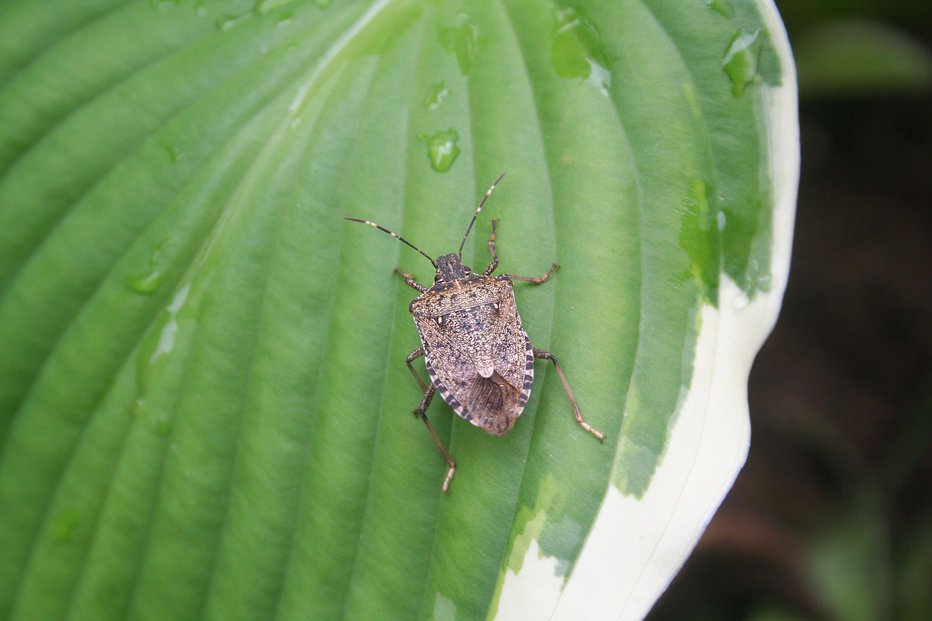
0;0;797;619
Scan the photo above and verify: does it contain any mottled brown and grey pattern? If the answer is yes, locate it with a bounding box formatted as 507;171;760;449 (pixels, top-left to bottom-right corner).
412;274;533;435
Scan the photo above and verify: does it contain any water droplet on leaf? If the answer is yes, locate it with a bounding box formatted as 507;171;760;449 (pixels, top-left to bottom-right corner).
418;129;461;172
424;81;450;111
550;6;612;94
276;10;294;26
705;0;734;18
254;0;294;15
127;270;163;294
216;12;250;31
440;15;480;76
723;29;763;97
127;239;172;294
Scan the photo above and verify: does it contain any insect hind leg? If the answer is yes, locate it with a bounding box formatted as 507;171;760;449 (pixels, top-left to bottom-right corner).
413;385;457;493
533;348;606;442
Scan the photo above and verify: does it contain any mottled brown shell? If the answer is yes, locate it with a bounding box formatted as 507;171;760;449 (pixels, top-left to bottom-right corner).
410;274;534;435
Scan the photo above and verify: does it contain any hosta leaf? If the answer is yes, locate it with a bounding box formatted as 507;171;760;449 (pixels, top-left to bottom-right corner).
0;0;798;619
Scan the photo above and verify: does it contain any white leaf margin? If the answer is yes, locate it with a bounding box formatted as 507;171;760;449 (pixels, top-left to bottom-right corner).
493;1;800;619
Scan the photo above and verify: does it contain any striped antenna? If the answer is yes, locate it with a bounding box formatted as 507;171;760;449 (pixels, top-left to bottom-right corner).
458;172;507;258
343;217;437;268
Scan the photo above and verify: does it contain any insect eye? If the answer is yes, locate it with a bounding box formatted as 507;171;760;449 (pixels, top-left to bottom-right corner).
434;274;442;282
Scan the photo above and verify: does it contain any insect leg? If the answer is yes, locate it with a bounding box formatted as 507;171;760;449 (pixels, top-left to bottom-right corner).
405;347;428;392
394;268;429;293
413;385;457;493
505;263;560;285
482;219;499;276
533;348;606;442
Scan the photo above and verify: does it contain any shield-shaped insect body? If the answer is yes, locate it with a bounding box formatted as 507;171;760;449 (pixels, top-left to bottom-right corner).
411;266;533;436
345;174;604;493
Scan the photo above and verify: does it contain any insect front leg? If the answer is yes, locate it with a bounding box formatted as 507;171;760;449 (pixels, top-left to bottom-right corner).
413;385;457;493
534;348;606;442
505;263;560;285
405;347;428;392
394;268;429;293
483;219;499;276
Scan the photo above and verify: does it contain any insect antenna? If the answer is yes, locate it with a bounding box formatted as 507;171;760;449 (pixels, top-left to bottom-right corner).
458;171;507;259
343;217;437;268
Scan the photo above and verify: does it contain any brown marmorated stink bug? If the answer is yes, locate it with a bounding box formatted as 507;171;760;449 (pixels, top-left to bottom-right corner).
344;173;604;493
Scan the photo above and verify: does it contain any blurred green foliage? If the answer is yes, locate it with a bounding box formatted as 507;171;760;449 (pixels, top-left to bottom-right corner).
777;0;932;97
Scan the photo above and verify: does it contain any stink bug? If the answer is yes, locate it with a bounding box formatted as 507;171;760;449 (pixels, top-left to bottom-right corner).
344;173;604;493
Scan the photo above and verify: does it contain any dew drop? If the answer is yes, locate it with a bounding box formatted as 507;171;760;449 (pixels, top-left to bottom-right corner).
432;593;457;621
127;239;172;295
418;129;460;173
586;57;611;95
126;270;163;294
254;0;294;14
276;10;294;26
151;284;190;364
746;258;772;293
424;81;450;111
705;0;734;18
550;6;612;95
440;15;479;76
135;283;191;400
215;12;250;31
722;29;763;97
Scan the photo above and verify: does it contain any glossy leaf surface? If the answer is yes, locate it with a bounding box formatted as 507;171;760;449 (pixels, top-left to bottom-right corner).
0;0;797;619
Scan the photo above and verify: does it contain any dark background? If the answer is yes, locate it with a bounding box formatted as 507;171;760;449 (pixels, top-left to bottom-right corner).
648;1;931;619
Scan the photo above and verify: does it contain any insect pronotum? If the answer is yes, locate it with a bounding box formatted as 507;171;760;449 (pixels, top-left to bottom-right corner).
344;173;604;493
